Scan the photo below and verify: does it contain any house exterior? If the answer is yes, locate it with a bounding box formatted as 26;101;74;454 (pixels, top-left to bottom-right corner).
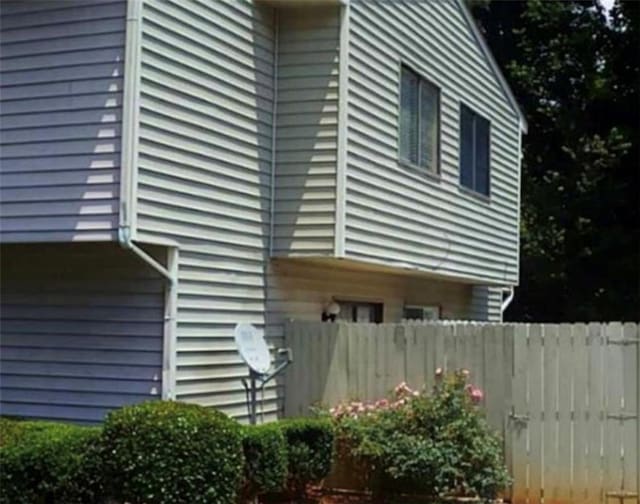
0;0;526;423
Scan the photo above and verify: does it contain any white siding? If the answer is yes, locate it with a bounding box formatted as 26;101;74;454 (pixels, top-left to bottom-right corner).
272;6;340;256
0;0;126;243
135;0;278;421
0;243;165;424
344;0;521;285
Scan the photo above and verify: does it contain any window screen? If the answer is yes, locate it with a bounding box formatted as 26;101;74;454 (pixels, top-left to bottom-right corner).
459;104;491;196
399;66;439;173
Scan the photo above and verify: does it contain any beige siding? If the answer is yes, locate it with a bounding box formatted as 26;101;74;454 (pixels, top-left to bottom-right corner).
267;258;473;334
344;0;521;285
273;6;340;256
0;243;165;423
135;0;278;421
0;0;126;243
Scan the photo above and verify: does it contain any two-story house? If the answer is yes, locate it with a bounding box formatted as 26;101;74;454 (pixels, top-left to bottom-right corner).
0;0;526;423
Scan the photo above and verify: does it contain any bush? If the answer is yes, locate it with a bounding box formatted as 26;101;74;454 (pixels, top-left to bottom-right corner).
332;371;510;499
0;420;103;504
279;417;334;495
101;401;244;504
241;423;288;498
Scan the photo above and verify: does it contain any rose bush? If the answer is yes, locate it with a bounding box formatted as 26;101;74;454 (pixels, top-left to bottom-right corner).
329;369;510;499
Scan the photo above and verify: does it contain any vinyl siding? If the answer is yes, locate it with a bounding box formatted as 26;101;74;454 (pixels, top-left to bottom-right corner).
135;0;278;421
0;0;126;243
469;285;503;321
267;258;474;334
345;0;521;285
0;243;164;424
272;6;340;256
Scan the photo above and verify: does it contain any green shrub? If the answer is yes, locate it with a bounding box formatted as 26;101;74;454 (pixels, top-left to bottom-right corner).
332;371;510;499
0;420;103;504
241;423;288;498
101;401;244;504
279;417;334;495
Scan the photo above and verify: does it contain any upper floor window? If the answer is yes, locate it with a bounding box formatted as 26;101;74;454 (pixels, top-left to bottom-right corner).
459;104;490;196
399;65;439;173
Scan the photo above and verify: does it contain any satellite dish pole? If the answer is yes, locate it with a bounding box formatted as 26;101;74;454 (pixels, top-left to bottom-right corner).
234;323;292;425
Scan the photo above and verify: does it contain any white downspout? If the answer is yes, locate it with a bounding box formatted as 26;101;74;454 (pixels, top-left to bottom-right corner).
500;286;514;320
119;0;178;400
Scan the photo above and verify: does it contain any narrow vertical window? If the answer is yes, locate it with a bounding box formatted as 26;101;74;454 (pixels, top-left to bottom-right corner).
399;65;440;173
459;104;491;196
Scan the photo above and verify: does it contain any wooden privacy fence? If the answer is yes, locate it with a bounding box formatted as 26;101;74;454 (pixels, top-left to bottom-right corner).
284;321;639;504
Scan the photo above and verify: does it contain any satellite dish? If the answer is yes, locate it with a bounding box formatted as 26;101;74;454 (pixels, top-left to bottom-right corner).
234;323;271;374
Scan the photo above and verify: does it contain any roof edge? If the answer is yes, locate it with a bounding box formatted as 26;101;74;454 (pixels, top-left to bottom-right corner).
456;0;528;133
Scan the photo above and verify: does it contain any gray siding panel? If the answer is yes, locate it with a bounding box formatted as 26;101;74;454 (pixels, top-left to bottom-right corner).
0;0;126;243
136;0;278;421
0;243;165;424
272;6;340;256
345;0;521;285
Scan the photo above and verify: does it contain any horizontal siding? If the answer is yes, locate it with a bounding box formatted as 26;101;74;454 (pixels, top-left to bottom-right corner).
266;258;475;340
345;0;520;285
469;285;503;322
136;0;278;422
0;243;165;423
0;0;126;243
272;6;340;256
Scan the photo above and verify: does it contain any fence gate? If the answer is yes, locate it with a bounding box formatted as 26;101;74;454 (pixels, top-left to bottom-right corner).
510;323;639;504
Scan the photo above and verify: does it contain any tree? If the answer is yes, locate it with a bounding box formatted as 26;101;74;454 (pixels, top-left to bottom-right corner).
469;0;639;321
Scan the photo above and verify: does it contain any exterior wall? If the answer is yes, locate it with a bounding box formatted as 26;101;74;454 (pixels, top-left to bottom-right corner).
470;285;503;321
0;243;165;423
0;0;126;243
272;6;340;256
134;0;278;421
344;0;521;285
267;259;474;331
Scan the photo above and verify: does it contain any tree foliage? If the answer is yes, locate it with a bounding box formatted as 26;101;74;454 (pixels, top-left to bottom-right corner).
470;0;639;321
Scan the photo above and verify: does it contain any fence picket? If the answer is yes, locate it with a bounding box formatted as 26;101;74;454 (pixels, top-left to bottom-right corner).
511;324;529;504
529;324;544;504
572;324;589;504
557;325;573;504
621;323;638;498
604;323;625;497
587;323;606;504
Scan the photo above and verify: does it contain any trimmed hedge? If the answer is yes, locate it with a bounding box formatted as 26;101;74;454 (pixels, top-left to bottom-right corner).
0;409;337;503
279;417;334;495
101;401;244;504
241;423;288;498
0;419;103;504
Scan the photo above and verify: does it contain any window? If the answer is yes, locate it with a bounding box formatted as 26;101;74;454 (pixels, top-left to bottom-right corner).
336;300;383;323
459;104;491;196
403;305;440;321
399;65;439;173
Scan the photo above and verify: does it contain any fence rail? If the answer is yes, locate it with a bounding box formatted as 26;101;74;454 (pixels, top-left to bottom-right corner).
284;321;639;504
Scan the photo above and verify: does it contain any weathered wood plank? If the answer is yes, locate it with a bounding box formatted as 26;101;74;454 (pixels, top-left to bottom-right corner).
557;324;573;504
572;323;589;504
529;324;544;504
587;323;606;504
511;324;529;504
604;323;625;495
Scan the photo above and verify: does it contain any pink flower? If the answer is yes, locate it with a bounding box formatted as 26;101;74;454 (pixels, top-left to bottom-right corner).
470;387;484;403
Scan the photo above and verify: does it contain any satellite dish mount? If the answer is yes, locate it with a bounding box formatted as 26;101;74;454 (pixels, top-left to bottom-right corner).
234;323;292;424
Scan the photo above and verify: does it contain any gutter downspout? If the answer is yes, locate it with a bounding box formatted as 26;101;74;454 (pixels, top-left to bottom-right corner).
334;1;350;257
119;0;178;400
268;9;279;257
500;286;514;321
